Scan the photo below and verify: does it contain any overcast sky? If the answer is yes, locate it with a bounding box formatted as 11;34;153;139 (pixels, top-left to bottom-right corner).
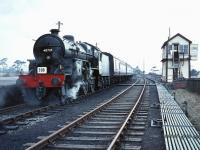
0;0;200;72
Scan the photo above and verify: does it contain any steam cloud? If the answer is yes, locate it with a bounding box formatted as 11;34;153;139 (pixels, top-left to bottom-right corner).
67;81;83;99
0;85;24;107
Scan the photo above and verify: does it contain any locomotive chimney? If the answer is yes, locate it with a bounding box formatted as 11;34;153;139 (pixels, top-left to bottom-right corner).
50;29;60;35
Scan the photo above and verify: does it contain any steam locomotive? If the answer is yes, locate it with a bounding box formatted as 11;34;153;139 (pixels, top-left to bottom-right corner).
18;29;134;104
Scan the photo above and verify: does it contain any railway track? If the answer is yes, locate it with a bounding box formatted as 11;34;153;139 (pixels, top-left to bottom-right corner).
0;103;64;135
0;80;136;135
25;79;147;150
0;85;108;116
0;104;26;114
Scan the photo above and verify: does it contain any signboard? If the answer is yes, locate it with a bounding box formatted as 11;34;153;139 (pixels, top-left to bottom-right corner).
37;67;47;74
190;44;198;60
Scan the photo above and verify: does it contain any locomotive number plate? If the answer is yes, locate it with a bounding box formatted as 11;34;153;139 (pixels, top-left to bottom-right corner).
37;67;47;74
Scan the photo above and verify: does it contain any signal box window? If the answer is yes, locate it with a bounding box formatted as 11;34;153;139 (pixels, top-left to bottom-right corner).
184;45;188;54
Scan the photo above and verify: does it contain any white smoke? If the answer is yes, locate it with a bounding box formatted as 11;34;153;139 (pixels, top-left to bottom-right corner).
67;81;83;99
0;85;24;107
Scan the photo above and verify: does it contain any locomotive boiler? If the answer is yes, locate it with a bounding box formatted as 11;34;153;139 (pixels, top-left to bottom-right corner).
18;29;134;104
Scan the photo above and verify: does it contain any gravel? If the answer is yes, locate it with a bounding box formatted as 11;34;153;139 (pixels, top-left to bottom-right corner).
142;85;165;150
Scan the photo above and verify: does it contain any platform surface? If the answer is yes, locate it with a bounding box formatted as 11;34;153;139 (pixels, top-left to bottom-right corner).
157;83;200;150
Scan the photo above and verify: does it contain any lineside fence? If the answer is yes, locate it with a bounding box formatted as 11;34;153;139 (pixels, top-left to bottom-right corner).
187;78;200;93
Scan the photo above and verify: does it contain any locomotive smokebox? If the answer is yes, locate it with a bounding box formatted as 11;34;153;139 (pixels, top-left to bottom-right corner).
33;33;65;64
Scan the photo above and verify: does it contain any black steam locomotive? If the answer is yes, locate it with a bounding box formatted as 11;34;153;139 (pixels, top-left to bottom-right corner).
18;29;133;104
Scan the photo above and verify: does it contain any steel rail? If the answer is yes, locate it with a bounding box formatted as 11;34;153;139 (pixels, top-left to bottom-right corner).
0;80;113;116
0;84;115;125
0;104;26;114
0;104;57;125
0;80;134;129
107;79;146;150
26;80;139;150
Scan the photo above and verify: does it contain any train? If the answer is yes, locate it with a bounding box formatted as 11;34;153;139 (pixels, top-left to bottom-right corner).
17;29;134;104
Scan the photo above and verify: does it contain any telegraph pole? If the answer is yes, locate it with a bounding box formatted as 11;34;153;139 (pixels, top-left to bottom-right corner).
143;58;145;78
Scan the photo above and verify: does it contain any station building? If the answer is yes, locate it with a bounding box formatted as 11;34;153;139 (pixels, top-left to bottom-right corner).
161;33;198;82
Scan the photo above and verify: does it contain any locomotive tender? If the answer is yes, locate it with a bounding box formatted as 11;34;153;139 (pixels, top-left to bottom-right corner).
18;29;133;104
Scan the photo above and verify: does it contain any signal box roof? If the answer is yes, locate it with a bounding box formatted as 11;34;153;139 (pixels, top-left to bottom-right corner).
161;33;192;49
